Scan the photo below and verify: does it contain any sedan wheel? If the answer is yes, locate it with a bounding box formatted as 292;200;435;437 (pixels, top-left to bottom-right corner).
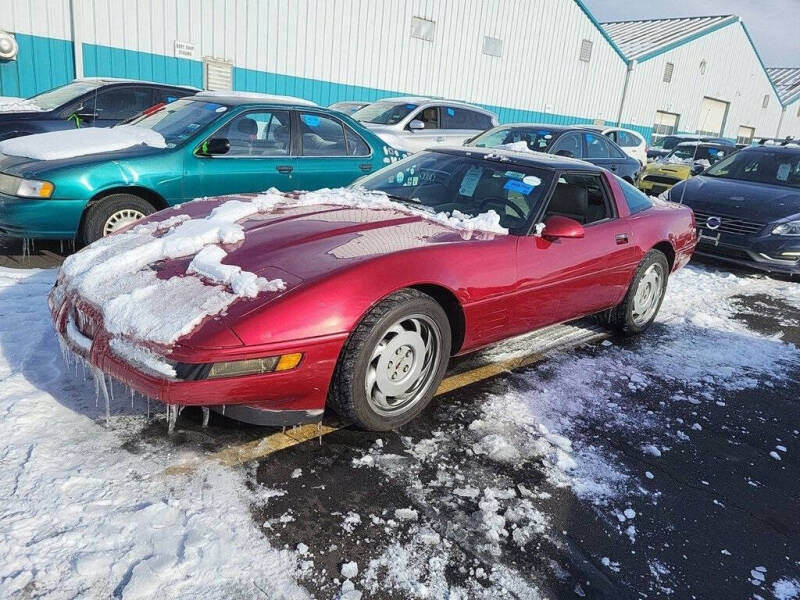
103;208;146;236
604;249;669;335
329;289;452;431
78;193;156;246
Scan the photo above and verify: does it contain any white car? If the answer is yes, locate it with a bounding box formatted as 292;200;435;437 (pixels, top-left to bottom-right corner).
601;127;647;167
352;96;497;153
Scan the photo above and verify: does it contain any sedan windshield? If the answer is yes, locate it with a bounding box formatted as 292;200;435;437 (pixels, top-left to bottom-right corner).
664;145;729;164
467;127;554;152
26;81;103;111
704;150;800;188
127;98;227;147
352;101;418;125
356;151;553;234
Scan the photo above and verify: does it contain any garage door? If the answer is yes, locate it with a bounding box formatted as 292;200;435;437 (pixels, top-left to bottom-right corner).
652;110;679;144
697;97;729;137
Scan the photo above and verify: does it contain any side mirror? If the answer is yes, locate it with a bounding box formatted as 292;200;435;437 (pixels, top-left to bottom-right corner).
199;137;230;156
554;149;574;158
690;161;705;176
408;119;425;131
541;215;585;240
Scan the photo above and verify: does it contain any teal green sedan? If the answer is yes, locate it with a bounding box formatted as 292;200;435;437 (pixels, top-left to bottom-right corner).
0;93;404;243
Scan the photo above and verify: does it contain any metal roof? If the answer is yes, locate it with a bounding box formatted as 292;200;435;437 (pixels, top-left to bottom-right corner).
767;68;800;105
601;15;736;61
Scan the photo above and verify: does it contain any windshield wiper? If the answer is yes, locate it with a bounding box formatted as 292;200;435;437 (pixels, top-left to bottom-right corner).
384;193;421;205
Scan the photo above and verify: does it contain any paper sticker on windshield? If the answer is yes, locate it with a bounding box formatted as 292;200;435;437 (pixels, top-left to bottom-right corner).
777;163;791;181
215;106;227;113
302;115;320;127
459;166;483;197
522;175;541;187
202;103;223;111
504;170;525;180
447;108;455;116
395;171;405;184
504;179;534;195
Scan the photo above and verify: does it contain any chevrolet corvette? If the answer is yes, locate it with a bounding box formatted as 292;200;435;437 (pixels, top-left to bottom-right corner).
51;147;697;431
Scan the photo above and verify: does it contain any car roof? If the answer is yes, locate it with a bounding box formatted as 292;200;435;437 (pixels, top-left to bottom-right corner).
434;145;605;172
374;96;495;114
189;91;317;106
740;144;800;154
672;141;729;149
74;77;199;91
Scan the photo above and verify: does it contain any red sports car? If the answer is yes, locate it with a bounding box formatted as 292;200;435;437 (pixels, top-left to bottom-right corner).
50;147;696;431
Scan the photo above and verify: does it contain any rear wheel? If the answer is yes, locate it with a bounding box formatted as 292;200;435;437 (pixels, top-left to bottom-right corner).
604;249;669;335
78;194;155;246
329;289;451;431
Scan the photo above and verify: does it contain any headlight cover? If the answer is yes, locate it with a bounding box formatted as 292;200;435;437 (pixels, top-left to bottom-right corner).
0;173;54;198
771;220;800;236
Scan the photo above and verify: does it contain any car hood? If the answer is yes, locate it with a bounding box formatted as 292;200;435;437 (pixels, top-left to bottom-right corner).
361;123;401;135
645;161;691;177
0;144;167;178
674;176;800;221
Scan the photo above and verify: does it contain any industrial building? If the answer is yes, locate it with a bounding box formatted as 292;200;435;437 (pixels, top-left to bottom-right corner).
0;0;796;143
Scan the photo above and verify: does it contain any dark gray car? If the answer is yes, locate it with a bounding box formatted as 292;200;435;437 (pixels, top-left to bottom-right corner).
0;78;196;141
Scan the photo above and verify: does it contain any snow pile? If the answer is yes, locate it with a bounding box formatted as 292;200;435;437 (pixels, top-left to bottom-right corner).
0;124;167;160
187;245;284;298
196;90;317;106
774;578;800;600
500;141;536;153
0;98;44;113
0;268;310;599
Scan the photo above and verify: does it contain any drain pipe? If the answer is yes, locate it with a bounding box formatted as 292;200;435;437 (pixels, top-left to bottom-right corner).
775;105;786;138
69;0;84;79
615;60;634;127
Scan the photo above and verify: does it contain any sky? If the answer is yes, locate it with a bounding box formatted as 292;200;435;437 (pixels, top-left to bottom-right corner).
582;0;800;66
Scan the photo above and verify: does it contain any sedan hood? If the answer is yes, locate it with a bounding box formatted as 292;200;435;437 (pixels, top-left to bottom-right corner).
0;144;166;178
674;176;800;222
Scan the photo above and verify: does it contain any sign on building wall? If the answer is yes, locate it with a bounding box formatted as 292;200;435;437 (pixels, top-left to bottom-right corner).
174;40;196;60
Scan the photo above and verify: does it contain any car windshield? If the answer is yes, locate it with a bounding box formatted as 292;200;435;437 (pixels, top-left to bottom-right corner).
704;150;800;188
26;80;103;111
467;127;554;152
126;98;227;147
355;151;553;234
664;145;728;164
352;101;419;125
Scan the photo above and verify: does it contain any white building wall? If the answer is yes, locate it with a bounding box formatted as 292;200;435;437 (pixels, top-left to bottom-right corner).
620;20;783;142
777;99;800;139
0;0;72;40
70;0;627;123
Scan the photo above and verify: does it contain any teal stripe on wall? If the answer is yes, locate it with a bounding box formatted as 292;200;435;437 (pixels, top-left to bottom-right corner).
0;33;74;97
82;44;203;88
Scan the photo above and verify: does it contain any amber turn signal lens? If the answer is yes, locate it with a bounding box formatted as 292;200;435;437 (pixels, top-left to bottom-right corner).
275;353;302;371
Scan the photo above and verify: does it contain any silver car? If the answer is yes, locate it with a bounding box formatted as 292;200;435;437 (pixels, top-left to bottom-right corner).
352;96;498;153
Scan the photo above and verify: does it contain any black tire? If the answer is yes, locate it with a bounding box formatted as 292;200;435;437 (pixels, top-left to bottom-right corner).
328;289;452;431
605;249;669;335
78;194;156;246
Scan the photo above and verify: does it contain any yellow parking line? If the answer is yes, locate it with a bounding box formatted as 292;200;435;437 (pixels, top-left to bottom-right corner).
161;329;609;475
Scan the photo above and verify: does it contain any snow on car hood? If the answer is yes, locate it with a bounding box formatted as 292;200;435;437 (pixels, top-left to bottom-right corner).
58;187;505;348
0;125;166;160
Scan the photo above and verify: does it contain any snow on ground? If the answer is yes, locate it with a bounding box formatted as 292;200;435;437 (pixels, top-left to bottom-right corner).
0;268;309;599
0;125;166;160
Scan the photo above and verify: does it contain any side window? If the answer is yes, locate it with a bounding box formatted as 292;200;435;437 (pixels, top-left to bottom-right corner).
343;124;371;156
441;107;492;130
215;110;291;156
605;131;618;144
584;132;611;159
90;86;155;120
299;112;347;156
543;173;614;225
614;175;653;214
412;106;440;130
619;131;639;147
550;133;583;158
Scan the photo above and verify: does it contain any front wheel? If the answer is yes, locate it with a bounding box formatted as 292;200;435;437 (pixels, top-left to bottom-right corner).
328;289;451;431
604;249;669;335
78;194;155;246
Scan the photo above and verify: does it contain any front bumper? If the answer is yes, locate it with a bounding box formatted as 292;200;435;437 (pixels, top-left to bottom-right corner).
693;228;800;275
638;174;684;196
51;289;347;425
0;193;86;239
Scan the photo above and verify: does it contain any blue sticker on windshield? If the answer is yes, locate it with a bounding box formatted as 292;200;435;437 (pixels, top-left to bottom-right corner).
166;96;177;103
202;102;222;111
447;108;455;116
405;104;417;109
302;114;320;127
504;179;534;195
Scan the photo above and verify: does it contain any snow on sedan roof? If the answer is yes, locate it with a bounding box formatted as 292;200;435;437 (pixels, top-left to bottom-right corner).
194;90;316;106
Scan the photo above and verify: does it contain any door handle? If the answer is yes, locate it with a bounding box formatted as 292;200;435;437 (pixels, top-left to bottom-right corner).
610;165;618;171
435;136;445;142
276;165;293;173
615;233;629;244
359;163;373;172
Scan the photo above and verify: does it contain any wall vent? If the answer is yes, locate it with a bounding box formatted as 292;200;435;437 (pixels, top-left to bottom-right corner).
762;94;770;108
203;57;233;91
410;17;435;42
483;36;503;58
663;62;674;83
579;39;592;63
